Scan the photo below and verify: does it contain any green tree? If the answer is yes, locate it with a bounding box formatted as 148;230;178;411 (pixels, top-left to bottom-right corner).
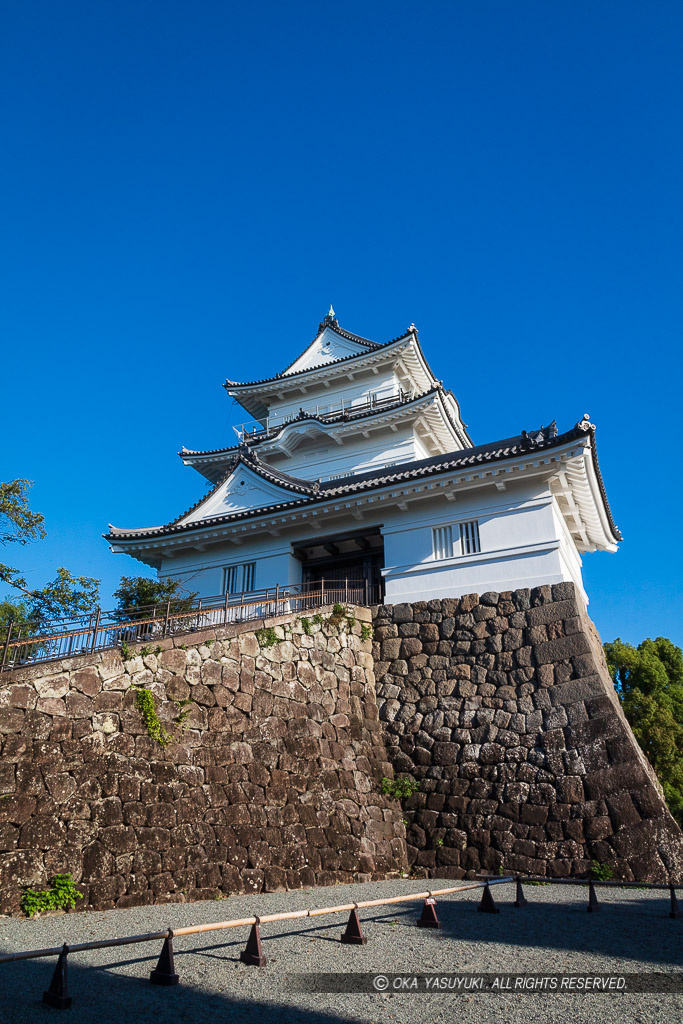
1;479;100;629
604;637;683;826
27;568;100;624
0;597;30;632
0;479;46;594
113;576;197;620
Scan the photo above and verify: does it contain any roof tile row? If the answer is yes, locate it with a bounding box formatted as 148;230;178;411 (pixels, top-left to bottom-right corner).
107;421;620;542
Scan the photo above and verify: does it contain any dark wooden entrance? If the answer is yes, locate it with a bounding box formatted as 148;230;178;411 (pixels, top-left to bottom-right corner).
294;527;384;601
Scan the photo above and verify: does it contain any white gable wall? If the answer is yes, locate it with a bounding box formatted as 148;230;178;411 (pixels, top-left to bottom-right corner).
180;463;308;524
281;328;370;375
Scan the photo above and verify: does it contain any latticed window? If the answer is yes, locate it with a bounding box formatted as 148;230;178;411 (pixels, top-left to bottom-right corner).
224;562;256;594
432;520;481;559
459;519;481;555
243;562;256;591
432;525;454;560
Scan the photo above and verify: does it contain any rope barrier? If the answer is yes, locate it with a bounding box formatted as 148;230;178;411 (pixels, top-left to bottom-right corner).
477;873;682;918
2;872;679;1009
0;879;506;965
478;874;682;890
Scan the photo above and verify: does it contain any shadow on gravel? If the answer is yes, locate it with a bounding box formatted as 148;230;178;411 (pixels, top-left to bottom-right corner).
0;956;357;1024
369;892;683;967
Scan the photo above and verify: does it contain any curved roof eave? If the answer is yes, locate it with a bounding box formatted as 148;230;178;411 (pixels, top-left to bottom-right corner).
107;422;615;545
224;329;417;392
179;386;466;466
584;428;622;545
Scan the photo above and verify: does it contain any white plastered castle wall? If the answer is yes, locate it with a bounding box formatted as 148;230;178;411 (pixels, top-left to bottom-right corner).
265;423;428;481
158;536;301;597
550;495;587;600
265;366;402;426
378;479;585;603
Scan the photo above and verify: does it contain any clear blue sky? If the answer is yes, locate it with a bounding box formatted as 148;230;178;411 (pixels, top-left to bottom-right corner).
1;1;681;646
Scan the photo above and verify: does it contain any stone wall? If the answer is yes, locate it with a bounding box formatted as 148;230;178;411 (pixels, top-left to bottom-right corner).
2;584;681;917
0;606;408;914
373;583;683;883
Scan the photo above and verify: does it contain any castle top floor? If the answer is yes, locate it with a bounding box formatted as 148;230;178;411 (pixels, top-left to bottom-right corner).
223;309;471;447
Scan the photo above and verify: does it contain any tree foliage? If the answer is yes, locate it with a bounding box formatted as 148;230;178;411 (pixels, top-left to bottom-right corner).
30;568;100;623
1;479;99;628
604;636;683;826
113;576;197;620
0;479;46;593
0;597;31;632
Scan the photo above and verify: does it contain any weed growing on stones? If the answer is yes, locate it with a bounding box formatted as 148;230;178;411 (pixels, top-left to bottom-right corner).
256;626;278;648
134;686;171;746
174;698;193;734
20;874;83;918
120;641;134;661
381;775;420;800
590;860;614;881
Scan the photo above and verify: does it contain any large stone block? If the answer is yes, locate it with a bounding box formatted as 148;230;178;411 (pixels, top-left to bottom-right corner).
0;849;45;888
526;600;578;627
534;633;591;665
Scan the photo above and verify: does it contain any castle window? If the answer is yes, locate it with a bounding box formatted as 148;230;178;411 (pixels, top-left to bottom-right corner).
433;520;481;560
432;525;454;560
224;562;256;594
459;520;481;555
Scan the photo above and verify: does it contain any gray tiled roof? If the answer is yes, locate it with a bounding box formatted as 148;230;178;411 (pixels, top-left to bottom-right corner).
224;325;414;389
106;421;621;542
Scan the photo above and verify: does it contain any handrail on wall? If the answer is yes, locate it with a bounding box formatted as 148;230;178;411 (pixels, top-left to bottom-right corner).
0;579;380;673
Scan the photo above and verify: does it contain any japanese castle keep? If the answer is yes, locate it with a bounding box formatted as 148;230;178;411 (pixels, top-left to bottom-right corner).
3;309;682;916
106;309;621;602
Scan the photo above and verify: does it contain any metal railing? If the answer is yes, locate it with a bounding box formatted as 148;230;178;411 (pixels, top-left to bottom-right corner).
235;389;412;442
0;580;381;673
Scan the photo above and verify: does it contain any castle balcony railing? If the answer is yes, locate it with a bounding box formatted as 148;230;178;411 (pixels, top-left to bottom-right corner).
235;388;413;443
0;580;381;673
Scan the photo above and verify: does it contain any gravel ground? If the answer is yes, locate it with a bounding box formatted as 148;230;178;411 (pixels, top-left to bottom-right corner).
0;878;681;1024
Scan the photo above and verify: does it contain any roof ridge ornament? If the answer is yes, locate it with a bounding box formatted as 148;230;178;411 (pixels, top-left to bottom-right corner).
238;441;260;464
318;304;339;334
576;413;595;432
520;422;558;450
